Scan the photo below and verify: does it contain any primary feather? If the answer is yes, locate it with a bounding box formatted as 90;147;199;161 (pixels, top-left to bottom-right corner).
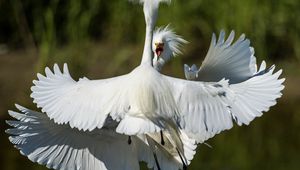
6;104;195;170
6;105;142;170
197;30;257;83
164;62;284;143
31;64;130;131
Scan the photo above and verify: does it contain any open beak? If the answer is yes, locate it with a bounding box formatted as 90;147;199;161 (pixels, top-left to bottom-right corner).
155;43;164;58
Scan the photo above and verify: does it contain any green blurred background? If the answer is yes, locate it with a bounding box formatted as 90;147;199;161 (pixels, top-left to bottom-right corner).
0;0;299;169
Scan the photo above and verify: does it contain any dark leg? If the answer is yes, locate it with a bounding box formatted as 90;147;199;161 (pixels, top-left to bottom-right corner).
128;136;132;145
160;130;165;145
153;153;161;170
176;148;187;170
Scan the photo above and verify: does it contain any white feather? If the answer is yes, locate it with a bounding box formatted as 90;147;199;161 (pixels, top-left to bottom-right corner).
197;30;257;83
31;64;182;135
31;63;130;131
184;64;199;80
145;128;197;169
163;61;284;143
6;104;195;170
6;105;141;170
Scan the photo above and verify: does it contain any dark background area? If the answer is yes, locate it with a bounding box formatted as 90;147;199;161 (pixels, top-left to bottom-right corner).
0;0;299;169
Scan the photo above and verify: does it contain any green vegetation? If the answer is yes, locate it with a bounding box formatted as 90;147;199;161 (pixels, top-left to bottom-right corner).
1;0;299;65
0;0;299;169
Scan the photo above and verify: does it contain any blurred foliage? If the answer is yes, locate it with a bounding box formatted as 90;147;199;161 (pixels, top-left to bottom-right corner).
0;0;299;170
0;0;299;67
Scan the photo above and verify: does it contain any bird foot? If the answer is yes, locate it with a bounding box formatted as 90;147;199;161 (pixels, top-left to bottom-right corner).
153;153;161;170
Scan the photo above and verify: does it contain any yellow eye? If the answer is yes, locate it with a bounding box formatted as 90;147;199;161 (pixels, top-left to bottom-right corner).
154;42;158;46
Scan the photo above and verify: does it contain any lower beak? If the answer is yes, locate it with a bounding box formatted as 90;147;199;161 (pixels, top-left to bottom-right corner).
156;50;162;58
155;45;163;58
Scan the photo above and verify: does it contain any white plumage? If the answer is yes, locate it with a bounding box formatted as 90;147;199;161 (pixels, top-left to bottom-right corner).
166;62;284;143
151;28;284;143
152;25;188;71
6;0;285;169
197;30;257;83
6;104;195;170
6;105;141;170
184;64;199;80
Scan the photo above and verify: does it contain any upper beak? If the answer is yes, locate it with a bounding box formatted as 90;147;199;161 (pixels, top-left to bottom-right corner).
155;43;164;57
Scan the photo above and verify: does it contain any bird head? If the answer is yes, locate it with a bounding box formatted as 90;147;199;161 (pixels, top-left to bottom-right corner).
152;25;188;71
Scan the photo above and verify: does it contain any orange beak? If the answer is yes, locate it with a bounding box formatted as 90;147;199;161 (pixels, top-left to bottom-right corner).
155;43;164;57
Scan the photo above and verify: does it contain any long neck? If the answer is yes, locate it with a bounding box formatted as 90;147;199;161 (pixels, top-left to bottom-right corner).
141;24;154;65
140;1;158;66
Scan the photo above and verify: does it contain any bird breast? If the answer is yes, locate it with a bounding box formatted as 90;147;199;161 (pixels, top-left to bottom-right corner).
127;65;179;120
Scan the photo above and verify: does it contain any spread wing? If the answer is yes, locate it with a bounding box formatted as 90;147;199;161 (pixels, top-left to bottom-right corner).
198;30;257;83
164;62;284;143
229;62;285;126
6;105;142;170
165;76;233;143
31;64;130;131
6;105;191;170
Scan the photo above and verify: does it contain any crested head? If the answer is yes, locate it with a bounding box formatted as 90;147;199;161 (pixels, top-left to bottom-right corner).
152;25;188;71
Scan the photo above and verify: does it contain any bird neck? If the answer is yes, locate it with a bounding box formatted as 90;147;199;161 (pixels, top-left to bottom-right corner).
141;25;154;65
140;0;159;66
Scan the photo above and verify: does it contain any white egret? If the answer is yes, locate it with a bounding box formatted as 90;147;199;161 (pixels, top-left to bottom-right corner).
151;28;284;143
30;0;284;161
6;0;285;169
30;0;192;167
151;28;257;83
8;0;195;170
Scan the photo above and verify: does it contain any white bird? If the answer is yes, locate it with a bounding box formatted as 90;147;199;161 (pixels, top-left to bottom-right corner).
30;0;193;166
30;0;284;160
151;27;285;143
6;0;285;170
151;28;257;83
7;0;196;170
